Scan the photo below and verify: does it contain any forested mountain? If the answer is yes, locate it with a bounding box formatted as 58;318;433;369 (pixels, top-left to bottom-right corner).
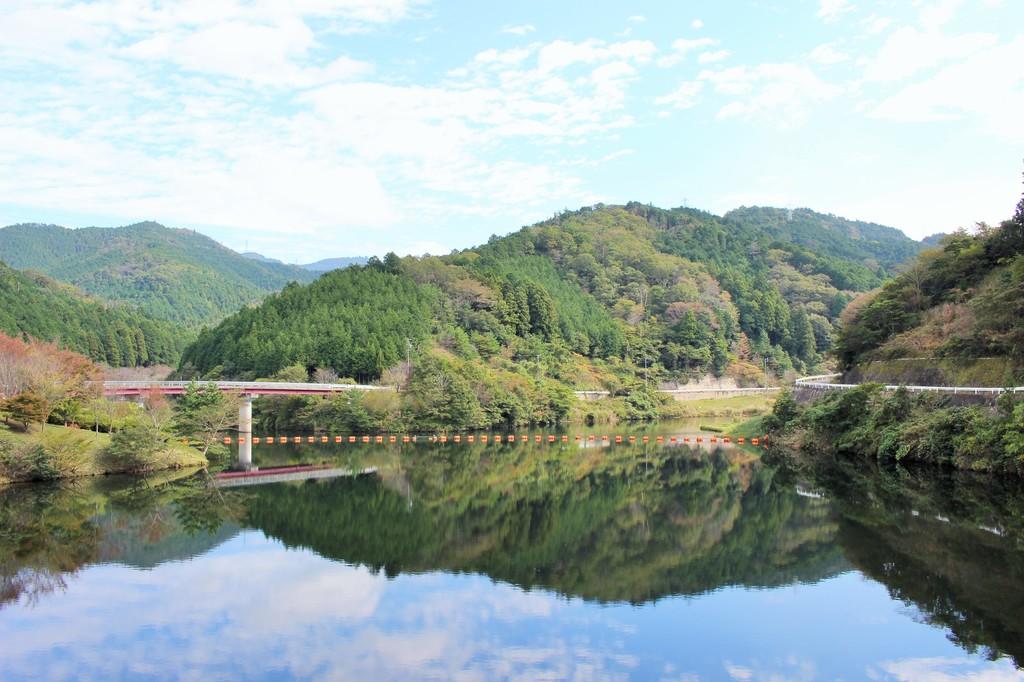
0;222;317;326
0;261;184;366
835;191;1024;378
181;202;927;423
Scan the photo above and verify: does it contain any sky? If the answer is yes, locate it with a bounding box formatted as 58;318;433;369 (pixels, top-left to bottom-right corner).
0;0;1022;263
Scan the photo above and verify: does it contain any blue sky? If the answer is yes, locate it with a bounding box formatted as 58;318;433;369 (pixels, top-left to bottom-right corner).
0;0;1021;262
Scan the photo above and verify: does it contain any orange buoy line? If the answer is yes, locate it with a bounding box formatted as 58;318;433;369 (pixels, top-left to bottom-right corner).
220;433;770;446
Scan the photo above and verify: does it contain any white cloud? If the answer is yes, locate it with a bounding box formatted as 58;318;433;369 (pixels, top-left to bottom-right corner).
863;27;998;82
702;63;842;127
698;50;731;64
869;36;1024;142
862;14;893;34
918;0;968;29
658;37;718;67
691;19;704;29
810;42;849;65
501;24;535;35
656;81;703;110
818;0;855;23
628;15;646;23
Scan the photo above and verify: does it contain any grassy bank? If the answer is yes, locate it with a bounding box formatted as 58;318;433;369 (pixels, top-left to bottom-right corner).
0;422;206;484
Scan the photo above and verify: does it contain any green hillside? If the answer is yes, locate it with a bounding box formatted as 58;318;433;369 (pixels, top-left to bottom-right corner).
0;222;317;326
180;202;926;427
0;261;184;366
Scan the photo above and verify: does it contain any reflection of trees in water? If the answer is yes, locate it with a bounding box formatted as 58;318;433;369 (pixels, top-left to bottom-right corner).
0;483;100;609
793;456;1024;667
0;476;246;607
244;445;846;603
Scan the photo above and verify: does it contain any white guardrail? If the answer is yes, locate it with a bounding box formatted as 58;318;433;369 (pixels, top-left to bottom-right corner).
793;374;1023;395
100;381;392;392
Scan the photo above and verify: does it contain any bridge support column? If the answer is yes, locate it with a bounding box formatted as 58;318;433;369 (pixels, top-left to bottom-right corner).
238;396;254;470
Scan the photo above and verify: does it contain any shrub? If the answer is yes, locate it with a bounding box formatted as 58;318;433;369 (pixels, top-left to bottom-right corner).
101;423;167;473
0;440;61;481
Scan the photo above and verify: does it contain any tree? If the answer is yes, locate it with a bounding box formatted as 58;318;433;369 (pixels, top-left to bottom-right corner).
174;385;240;458
102;422;167;472
2;390;49;431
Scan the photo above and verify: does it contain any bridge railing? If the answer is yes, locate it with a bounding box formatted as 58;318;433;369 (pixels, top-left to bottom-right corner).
793;374;1023;395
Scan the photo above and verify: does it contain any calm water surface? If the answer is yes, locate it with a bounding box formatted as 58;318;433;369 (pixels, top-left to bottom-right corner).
1;422;1023;681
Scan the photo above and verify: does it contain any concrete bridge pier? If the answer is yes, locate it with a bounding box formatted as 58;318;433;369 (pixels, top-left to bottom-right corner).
237;395;254;470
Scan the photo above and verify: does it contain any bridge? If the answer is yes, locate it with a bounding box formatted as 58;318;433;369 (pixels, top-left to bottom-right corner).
101;381;390;397
102;381;392;455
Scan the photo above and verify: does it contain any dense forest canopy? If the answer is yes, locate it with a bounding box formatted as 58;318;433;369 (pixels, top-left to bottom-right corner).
0;221;317;327
0;262;183;366
180;202;927;400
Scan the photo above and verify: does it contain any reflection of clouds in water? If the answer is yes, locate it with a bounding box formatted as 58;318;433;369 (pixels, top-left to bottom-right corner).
0;533;640;681
873;656;1024;681
723;656;817;681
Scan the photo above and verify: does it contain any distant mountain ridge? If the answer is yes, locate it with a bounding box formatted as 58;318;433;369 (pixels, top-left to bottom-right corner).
300;256;369;271
243;252;367;271
0;222;317;327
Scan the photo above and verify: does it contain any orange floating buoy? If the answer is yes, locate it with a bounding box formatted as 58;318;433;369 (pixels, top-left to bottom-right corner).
293;436;302;443
561;435;569;442
575;435;582;441
307;436;315;443
738;437;746;444
453;435;461;443
588;435;595;441
670;436;677;443
642;436;649;443
361;436;370;443
548;435;556;442
467;435;475;443
389;435;397;443
375;436;383;443
534;435;542;443
334;436;342;443
508;435;515;442
751;438;760;445
253;437;261;444
656;436;664;443
440;435;448;443
481;435;488;443
320;436;328;443
628;436;636;443
696;437;703;443
602;435;609;442
723;437;731;443
223;437;232;444
683;437;690;443
402;435;410;443
349;436;357;443
615;436;622;443
710;436;718;443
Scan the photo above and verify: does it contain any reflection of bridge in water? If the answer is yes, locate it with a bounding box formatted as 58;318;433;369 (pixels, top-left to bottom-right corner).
213;465;379;488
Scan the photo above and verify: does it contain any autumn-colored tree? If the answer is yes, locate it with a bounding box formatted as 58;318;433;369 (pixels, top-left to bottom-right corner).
3;389;49;430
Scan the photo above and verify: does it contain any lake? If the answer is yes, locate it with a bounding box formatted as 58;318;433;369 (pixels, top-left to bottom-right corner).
1;422;1022;681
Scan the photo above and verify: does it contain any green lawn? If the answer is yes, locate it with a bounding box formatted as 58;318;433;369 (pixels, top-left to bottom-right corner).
661;393;778;419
